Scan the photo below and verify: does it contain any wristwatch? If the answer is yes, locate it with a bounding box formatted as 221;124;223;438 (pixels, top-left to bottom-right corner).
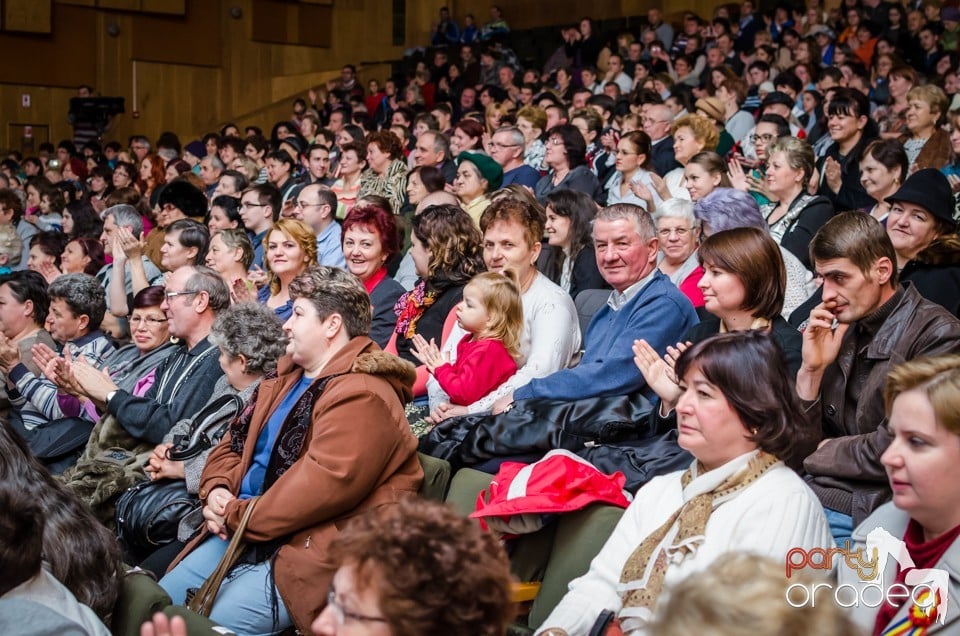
105;390;117;404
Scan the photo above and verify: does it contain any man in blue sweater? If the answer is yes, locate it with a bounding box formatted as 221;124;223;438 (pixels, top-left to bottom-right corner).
494;203;699;411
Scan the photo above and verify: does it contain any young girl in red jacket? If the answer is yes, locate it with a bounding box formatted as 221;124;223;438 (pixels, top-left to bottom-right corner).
411;270;523;408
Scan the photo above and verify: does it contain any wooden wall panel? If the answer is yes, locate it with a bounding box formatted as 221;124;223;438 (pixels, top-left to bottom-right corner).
0;5;95;85
251;0;332;47
2;84;78;155
131;0;221;67
140;0;186;13
0;0;718;153
3;0;53;33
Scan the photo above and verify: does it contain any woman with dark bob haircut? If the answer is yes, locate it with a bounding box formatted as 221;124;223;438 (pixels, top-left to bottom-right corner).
533;123;601;203
342;203;405;348
540;331;831;634
677;227;802;375
311;497;514;636
693;188;817;319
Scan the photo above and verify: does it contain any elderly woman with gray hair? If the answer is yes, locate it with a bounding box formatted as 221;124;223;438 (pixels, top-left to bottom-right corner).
133;302;289;575
694;188;816;318
652;199;704;308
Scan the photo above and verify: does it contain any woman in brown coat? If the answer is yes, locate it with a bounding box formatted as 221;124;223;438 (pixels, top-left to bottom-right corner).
160;266;423;635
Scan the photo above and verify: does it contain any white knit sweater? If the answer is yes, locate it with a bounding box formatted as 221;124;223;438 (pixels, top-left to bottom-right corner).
535;451;835;635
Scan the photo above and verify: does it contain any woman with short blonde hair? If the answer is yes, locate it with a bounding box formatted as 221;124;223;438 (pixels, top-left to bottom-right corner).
900;84;950;171
662;115;719;199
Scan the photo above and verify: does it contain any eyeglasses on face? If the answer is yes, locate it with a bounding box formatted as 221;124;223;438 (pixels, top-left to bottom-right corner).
163;290;200;301
240;202;268;210
325;589;388;626
657;227;692;238
750;133;777;144
128;315;168;325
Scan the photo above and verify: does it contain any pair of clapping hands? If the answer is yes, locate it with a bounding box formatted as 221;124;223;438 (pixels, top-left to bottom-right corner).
409;334;449;374
32;342;117;403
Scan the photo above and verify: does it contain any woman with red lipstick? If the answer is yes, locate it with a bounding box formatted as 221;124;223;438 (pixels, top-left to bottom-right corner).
341;203;404;348
840;355;960;635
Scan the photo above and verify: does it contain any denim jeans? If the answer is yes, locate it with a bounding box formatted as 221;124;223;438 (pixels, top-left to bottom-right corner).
160;536;292;636
824;507;855;548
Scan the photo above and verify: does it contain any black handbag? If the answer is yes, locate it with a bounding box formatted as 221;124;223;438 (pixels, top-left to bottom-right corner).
113;393;243;562
115;478;200;562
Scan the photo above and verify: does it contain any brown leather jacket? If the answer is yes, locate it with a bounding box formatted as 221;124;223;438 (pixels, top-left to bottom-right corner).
172;338;423;632
802;285;960;525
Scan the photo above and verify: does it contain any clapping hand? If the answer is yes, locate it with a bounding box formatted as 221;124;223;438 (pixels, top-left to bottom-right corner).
117;225;145;261
823;156;842;194
629;179;655;208
0;334;21;374
727;157;749;192
231;276;258;305
648;171;671;202
37;261;62;284
633;339;690;412
410;334;448;373
67;349;118;404
34;343;82;396
246;264;269;288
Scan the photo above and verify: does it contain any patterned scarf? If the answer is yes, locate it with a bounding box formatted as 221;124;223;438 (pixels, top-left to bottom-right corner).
227;370;345;566
393;279;438;338
616;451;780;630
228;371;343;488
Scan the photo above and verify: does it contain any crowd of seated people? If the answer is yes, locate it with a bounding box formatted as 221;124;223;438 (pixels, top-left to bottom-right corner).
4;1;960;633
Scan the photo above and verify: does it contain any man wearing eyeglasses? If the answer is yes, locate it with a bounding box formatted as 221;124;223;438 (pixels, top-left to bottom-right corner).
289;184;346;268
73;265;228;447
643;104;681;177
489;126;540;188
238;184;281;269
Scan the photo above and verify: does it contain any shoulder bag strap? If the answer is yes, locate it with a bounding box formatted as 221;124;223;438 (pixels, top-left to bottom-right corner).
187;497;258;617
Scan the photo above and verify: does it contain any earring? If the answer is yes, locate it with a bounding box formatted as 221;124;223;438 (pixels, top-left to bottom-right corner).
751;427;759;436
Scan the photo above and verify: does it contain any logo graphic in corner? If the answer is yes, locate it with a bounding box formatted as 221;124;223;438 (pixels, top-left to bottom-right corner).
867;527;949;628
784;526;949;627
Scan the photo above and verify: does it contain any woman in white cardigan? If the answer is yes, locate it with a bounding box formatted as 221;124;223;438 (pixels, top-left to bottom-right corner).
536;331;834;636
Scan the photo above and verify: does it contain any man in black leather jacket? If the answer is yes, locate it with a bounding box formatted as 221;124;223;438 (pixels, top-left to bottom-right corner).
796;213;960;543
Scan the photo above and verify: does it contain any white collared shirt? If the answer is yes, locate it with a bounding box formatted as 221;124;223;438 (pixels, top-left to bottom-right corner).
606;267;658;311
